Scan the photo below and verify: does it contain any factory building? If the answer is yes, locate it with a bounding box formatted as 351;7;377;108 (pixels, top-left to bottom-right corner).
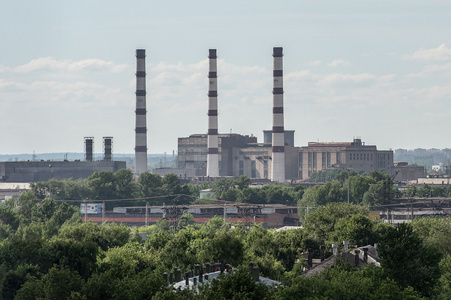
297;139;393;179
177;135;394;181
0;161;126;183
177;133;257;177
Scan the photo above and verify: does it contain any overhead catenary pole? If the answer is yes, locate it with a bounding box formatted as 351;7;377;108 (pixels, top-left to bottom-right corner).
102;201;105;223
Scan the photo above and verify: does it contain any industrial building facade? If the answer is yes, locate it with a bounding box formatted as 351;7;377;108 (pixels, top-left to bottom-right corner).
177;135;394;181
0;161;126;183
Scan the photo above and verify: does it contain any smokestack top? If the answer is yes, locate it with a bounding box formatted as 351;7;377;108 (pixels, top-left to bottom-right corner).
273;47;283;57
136;49;146;58
208;49;217;59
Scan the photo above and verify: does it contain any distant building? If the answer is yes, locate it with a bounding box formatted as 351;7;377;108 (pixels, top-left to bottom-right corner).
392;162;425;182
0;182;30;201
417;173;451;185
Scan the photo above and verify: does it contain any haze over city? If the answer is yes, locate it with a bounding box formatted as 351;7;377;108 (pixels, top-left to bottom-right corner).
1;1;450;155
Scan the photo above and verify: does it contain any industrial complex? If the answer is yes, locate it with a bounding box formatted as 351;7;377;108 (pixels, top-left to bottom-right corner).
1;47;424;184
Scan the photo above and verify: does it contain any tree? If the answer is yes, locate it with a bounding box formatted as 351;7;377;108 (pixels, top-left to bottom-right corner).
88;170;117;200
211;177;236;199
362;182;386;205
41;265;85;300
198;229;244;267
378;222;441;297
15;191;38;222
114;168;136;199
274;263;422;300
58;222;130;251
411;217;451;257
332;214;376;247
297;182;345;222
162;174;182;195
31;198;57;223
63;178;91;200
302;203;369;243
197;267;275;300
177;211;196;230
235;175;250;190
138;172;164;203
46;238;99;278
0;205;20;230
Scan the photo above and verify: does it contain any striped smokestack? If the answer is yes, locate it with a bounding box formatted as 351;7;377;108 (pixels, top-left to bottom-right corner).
206;49;219;177
135;49;148;175
271;47;285;182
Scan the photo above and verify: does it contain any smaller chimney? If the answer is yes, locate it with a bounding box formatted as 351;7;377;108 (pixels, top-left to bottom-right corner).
175;268;182;282
363;247;368;262
193;277;197;286
199;271;203;283
169;272;173;284
163;272;168;284
249;262;259;282
354;249;360;267
206;262;211;273
307;248;314;269
84;137;94;162
320;245;326;262
343;240;349;252
332;243;338;256
226;264;232;274
214;263;221;272
103;137;113;161
185;272;189;286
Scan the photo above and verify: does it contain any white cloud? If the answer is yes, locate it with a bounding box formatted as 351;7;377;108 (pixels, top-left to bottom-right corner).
14;57;128;73
407;63;451;79
2;51;451;153
317;73;376;87
410;44;451;61
308;60;322;66
328;59;350;67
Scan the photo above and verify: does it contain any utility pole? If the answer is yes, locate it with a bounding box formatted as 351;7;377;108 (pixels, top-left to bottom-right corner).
49;164;52;199
84;200;87;223
145;203;149;226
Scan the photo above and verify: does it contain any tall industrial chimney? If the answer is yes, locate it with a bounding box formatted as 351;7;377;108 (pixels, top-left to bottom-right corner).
103;137;113;161
135;49;148;175
84;137;94;162
206;49;219;177
271;47;285;182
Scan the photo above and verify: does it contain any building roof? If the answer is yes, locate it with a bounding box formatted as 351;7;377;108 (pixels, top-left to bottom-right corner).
172;270;280;292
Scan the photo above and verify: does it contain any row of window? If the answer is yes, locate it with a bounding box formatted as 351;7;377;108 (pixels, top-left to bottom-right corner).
349;152;373;161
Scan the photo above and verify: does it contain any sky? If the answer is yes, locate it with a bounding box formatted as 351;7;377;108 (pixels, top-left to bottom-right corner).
1;1;451;155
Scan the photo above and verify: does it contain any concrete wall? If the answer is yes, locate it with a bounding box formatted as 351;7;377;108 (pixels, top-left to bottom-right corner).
0;161;126;182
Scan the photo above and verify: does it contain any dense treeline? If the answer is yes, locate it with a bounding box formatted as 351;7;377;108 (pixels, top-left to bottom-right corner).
1;190;451;299
30;169;451;213
3;169;450;298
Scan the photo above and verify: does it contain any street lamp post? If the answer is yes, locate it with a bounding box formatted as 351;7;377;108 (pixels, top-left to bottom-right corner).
347;168;351;204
